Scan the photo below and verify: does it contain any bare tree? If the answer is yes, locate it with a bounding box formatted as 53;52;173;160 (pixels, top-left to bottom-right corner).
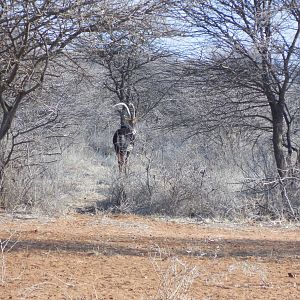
75;9;176;174
175;1;300;181
76;18;173;114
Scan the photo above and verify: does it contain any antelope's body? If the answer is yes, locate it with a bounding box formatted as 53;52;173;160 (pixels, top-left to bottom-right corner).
113;103;136;173
113;125;135;173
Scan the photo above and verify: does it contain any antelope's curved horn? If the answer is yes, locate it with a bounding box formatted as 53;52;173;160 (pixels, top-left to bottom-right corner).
128;102;136;119
114;102;131;117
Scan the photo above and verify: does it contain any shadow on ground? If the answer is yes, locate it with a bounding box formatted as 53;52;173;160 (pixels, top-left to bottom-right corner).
2;235;300;259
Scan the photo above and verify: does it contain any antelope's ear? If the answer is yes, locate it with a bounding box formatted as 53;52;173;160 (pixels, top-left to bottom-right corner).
128;102;136;118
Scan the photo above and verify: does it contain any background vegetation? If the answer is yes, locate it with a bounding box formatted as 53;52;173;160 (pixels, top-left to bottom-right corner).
1;0;300;220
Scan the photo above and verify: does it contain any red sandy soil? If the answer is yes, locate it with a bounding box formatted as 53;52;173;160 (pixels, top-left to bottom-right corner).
0;212;300;299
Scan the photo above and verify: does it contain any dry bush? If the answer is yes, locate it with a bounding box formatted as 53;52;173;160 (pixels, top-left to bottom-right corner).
1;160;68;214
149;249;198;300
104;129;240;218
227;262;268;286
104;121;298;220
1;141;110;215
233;137;300;219
0;229;19;284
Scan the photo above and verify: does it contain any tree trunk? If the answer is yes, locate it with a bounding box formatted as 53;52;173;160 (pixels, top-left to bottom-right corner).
270;101;286;178
269;98;297;217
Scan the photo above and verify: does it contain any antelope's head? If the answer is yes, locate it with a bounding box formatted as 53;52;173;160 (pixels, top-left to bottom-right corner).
114;102;136;129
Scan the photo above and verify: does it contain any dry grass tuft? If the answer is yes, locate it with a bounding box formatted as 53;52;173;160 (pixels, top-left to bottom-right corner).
150;248;199;300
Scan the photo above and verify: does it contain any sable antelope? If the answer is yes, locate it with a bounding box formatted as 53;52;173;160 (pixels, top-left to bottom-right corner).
113;102;136;173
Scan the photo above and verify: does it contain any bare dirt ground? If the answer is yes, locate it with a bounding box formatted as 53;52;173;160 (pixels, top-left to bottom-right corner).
0;212;300;300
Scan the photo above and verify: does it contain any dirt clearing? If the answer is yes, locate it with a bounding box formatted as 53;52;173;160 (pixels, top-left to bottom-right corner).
0;212;300;299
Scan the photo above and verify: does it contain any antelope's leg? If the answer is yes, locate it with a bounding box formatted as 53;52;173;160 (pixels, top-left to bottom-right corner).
124;150;132;174
118;152;127;173
123;152;127;174
117;153;122;172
